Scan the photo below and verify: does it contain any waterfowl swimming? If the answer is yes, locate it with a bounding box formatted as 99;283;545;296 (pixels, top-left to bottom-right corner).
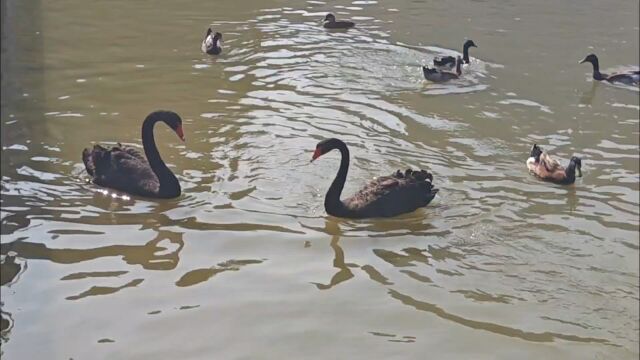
579;54;639;86
322;13;355;29
434;40;477;68
201;28;222;55
526;144;582;185
423;56;462;82
82;110;184;198
311;138;438;219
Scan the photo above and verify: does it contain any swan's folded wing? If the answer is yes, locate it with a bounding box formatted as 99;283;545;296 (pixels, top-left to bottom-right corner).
344;176;397;208
120;146;147;163
344;171;435;212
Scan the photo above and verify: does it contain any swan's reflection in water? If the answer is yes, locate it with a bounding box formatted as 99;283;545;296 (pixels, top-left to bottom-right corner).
311;218;355;290
310;215;443;290
1;230;184;302
1;230;184;271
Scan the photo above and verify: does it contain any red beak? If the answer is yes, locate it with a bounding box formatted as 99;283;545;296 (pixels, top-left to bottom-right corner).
175;125;185;141
311;148;322;162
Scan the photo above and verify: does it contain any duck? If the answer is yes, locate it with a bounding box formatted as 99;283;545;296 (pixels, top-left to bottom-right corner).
526;144;582;185
311;138;438;219
82;111;184;198
423;56;462;82
433;39;477;68
201;28;223;55
579;54;639;86
322;13;355;29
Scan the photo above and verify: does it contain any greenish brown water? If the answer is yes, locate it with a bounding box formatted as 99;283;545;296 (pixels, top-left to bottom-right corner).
1;0;639;359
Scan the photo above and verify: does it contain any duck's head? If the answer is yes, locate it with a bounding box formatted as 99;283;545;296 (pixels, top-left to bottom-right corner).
579;54;598;65
464;39;477;49
213;32;223;41
323;13;336;23
570;156;582;177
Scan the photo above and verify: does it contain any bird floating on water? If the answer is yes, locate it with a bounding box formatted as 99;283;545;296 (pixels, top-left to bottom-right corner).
311;138;438;218
322;13;355;29
579;53;639;86
202;28;223;55
526;144;582;185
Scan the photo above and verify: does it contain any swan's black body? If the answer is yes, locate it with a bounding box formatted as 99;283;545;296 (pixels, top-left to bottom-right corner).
323;13;355;29
311;138;438;218
579;54;639;86
82;111;184;198
434;40;477;68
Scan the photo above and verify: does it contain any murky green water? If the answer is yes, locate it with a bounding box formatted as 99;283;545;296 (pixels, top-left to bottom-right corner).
1;0;639;358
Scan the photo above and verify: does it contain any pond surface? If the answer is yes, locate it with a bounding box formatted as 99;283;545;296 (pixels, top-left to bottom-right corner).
1;0;639;358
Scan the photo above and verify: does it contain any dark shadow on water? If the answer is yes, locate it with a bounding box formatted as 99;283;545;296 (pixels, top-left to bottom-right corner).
175;259;264;288
578;81;598;106
566;187;578;212
1;251;27;350
0;230;185;271
388;288;616;346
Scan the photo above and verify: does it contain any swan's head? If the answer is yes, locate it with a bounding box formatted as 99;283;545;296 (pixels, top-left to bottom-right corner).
311;138;341;162
579;53;598;65
323;13;336;23
570;156;582;177
464;39;477;48
154;110;184;142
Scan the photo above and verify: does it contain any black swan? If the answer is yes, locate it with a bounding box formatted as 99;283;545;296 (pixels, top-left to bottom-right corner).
202;28;223;55
82;110;184;198
526;144;582;185
434;39;477;68
579;54;639;86
323;13;355;29
423;56;462;83
311;138;438;218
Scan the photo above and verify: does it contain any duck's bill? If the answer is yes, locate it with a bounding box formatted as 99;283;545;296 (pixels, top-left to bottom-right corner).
578;58;587;64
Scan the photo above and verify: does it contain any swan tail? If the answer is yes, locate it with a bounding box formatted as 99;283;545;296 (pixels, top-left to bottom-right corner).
82;148;96;177
397;169;437;200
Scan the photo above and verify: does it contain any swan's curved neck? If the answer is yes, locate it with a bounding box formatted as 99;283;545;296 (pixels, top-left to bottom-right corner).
324;141;350;214
142;116;181;198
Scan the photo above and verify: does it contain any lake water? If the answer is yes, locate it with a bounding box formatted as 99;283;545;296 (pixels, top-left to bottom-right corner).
1;0;639;359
